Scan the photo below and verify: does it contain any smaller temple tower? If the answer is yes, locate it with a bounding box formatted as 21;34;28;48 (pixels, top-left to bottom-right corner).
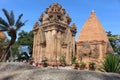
76;10;113;67
32;3;77;65
0;32;6;59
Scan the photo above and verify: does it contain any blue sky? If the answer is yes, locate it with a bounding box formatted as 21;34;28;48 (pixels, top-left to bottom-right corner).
0;0;120;40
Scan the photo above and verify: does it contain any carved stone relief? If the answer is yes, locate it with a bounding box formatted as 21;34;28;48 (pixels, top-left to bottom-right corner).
39;3;71;25
78;42;99;60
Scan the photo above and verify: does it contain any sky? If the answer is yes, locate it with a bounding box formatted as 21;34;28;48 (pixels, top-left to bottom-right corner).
0;0;120;40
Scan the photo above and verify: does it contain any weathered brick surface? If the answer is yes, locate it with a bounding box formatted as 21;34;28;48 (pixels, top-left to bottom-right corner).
78;11;108;42
76;11;113;68
0;32;6;39
0;32;6;59
32;3;76;65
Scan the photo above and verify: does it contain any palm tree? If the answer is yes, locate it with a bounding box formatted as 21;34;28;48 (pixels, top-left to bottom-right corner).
0;9;27;61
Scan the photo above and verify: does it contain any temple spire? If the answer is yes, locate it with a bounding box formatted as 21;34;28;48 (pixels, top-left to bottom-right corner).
90;9;96;18
39;3;71;25
78;10;108;42
91;9;95;13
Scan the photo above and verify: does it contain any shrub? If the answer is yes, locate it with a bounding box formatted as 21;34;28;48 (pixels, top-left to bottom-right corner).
71;56;76;64
41;57;48;63
79;61;86;70
59;55;66;66
89;62;96;71
100;54;120;73
41;57;48;67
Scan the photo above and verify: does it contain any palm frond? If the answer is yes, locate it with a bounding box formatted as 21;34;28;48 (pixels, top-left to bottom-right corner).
0;24;8;31
2;9;12;26
10;10;15;26
0;17;9;27
15;14;23;27
15;20;28;31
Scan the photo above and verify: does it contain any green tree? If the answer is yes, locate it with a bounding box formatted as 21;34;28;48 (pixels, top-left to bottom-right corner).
0;9;27;61
15;30;33;57
11;42;20;58
107;31;120;54
17;30;33;49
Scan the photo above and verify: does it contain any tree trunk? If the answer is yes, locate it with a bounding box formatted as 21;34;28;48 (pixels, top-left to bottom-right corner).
2;45;11;62
1;35;16;62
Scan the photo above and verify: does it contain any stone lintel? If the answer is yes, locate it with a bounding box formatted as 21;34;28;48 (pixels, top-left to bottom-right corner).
40;21;69;27
39;22;76;33
33;27;39;32
61;43;67;48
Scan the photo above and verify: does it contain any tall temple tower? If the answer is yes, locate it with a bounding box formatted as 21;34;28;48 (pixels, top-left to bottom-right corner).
76;10;113;67
32;3;77;65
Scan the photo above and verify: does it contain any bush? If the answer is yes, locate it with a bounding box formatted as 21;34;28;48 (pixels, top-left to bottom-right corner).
100;54;120;73
89;62;96;71
71;56;76;64
17;52;30;62
41;57;48;67
59;55;66;66
79;61;86;70
41;57;48;63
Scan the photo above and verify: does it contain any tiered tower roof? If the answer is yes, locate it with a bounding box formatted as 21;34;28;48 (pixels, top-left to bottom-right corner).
39;3;71;25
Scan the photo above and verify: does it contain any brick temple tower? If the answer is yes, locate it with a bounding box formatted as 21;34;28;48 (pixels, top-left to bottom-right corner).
32;3;77;65
76;10;113;67
0;32;6;59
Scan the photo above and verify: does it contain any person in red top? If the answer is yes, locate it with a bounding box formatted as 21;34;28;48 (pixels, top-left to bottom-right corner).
35;62;39;67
